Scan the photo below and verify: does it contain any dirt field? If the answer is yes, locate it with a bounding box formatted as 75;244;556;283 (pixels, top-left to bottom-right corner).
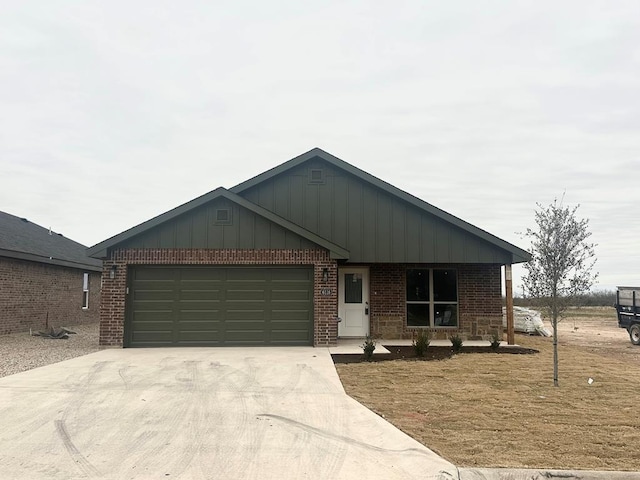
554;306;640;362
335;306;640;471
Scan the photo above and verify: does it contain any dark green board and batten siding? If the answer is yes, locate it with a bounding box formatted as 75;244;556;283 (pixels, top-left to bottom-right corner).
238;159;513;264
126;266;314;347
119;198;320;251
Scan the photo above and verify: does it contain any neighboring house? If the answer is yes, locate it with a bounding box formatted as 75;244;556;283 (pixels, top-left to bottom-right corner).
88;148;530;348
0;211;102;335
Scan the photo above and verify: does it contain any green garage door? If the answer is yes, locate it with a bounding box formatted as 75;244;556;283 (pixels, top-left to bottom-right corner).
126;266;314;347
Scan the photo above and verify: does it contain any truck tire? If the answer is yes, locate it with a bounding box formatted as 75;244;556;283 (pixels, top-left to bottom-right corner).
629;324;640;346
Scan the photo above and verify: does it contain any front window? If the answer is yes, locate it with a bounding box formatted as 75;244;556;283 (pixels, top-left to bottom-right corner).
406;268;458;327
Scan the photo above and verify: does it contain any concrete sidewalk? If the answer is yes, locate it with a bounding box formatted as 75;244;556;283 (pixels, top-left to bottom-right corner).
0;347;456;480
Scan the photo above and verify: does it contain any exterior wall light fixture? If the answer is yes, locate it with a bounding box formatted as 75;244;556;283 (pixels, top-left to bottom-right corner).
322;267;329;283
109;264;117;280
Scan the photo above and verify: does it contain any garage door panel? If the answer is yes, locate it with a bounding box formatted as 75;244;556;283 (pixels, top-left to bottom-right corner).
225;309;265;321
271;289;311;301
134;281;174;292
134;290;175;302
271;300;311;319
180;268;225;280
226;289;266;301
127;266;313;347
133;269;174;281
178;319;222;329
133;311;174;322
179;305;224;322
271;310;310;325
271;302;313;321
224;330;268;343
131;330;173;343
178;334;221;344
177;300;222;314
178;328;221;339
132;319;174;330
271;315;310;326
179;290;222;301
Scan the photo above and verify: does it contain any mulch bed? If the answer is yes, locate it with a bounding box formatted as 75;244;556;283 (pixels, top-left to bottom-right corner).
331;344;539;364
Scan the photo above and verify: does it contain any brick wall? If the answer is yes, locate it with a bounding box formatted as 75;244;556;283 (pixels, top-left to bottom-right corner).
100;249;338;347
0;257;100;335
368;263;502;341
457;264;503;340
369;264;408;338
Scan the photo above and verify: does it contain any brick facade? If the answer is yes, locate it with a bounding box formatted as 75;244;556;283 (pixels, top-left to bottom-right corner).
99;248;338;347
99;250;502;347
368;263;502;341
0;257;100;335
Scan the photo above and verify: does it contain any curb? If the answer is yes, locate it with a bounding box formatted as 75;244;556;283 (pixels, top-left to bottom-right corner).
458;467;640;480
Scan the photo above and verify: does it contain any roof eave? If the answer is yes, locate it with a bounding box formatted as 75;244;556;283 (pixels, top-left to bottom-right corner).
0;248;102;272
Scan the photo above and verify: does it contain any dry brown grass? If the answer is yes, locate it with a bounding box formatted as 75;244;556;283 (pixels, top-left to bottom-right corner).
335;307;640;471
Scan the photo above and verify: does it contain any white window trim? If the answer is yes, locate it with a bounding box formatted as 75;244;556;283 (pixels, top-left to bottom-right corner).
82;273;89;310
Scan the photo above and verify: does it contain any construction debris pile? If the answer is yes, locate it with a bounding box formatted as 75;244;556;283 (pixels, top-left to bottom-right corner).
503;306;551;337
31;327;77;340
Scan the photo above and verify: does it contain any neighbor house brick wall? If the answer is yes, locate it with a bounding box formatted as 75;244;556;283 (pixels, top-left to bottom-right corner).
99;248;338;347
0;257;100;335
368;263;502;341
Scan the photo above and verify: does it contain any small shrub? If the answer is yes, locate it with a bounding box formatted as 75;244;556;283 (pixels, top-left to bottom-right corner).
490;333;501;351
413;329;431;357
361;336;376;360
450;334;463;353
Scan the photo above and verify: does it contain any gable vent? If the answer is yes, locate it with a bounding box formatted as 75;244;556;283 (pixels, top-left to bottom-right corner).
215;208;232;225
309;168;324;184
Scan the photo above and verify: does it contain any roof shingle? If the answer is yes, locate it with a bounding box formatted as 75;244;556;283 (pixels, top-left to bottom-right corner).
0;211;101;271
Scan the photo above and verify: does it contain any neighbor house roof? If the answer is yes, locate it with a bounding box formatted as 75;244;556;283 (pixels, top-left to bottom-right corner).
0;211;102;271
87;188;350;259
231;148;531;264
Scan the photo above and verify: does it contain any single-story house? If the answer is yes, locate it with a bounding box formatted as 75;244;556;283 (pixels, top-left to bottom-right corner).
0;211;102;335
88;148;530;347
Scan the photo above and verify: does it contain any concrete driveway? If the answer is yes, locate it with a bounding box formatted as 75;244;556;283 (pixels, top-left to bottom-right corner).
0;347;456;480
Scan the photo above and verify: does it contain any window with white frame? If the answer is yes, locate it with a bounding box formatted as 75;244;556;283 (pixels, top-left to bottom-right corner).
406;268;458;327
82;273;89;309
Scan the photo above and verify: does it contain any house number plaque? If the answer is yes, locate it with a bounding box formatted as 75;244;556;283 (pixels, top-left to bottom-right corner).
320;288;332;296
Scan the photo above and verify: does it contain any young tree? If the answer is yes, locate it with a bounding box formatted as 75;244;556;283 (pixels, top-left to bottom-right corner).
522;198;598;387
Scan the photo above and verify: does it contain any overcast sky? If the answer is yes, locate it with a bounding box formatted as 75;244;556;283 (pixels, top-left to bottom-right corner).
2;1;639;292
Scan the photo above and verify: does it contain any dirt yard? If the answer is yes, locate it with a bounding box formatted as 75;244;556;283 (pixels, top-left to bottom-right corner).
335;306;640;472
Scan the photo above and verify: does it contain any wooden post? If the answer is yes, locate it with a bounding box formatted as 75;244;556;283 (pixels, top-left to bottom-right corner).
505;264;515;345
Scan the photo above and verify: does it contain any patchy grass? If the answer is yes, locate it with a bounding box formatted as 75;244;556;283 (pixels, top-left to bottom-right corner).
335;308;640;471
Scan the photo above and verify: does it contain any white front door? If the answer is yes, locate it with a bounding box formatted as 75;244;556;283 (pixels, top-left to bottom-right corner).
338;267;370;337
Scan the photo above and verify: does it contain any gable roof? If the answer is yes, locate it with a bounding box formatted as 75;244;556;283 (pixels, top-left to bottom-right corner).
0;211;102;271
231;148;531;264
87;188;350;259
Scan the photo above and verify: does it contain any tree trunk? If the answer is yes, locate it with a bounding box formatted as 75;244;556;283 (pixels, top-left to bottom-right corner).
553;315;559;387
